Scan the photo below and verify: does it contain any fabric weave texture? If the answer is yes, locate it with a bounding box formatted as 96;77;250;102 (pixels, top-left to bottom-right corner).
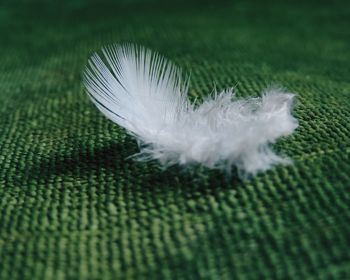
0;0;349;279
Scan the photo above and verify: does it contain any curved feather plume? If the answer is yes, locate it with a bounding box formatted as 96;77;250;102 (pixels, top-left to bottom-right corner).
84;44;298;176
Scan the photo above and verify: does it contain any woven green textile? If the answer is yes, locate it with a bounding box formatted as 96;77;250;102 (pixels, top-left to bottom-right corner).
0;0;350;279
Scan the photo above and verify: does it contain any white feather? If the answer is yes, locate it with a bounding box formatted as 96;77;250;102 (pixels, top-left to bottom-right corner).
83;44;298;176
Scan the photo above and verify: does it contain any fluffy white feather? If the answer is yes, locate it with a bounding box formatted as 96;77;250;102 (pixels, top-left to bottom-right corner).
84;44;298;176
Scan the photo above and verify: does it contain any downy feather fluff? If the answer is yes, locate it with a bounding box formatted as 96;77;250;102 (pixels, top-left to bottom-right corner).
83;44;298;176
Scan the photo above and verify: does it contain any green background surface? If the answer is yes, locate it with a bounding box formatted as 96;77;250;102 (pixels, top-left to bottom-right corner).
0;0;350;279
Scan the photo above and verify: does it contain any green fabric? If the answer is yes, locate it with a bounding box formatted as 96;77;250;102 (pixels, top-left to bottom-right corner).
1;0;350;279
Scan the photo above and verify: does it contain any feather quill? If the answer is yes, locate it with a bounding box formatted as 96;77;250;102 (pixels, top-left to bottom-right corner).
83;44;298;176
